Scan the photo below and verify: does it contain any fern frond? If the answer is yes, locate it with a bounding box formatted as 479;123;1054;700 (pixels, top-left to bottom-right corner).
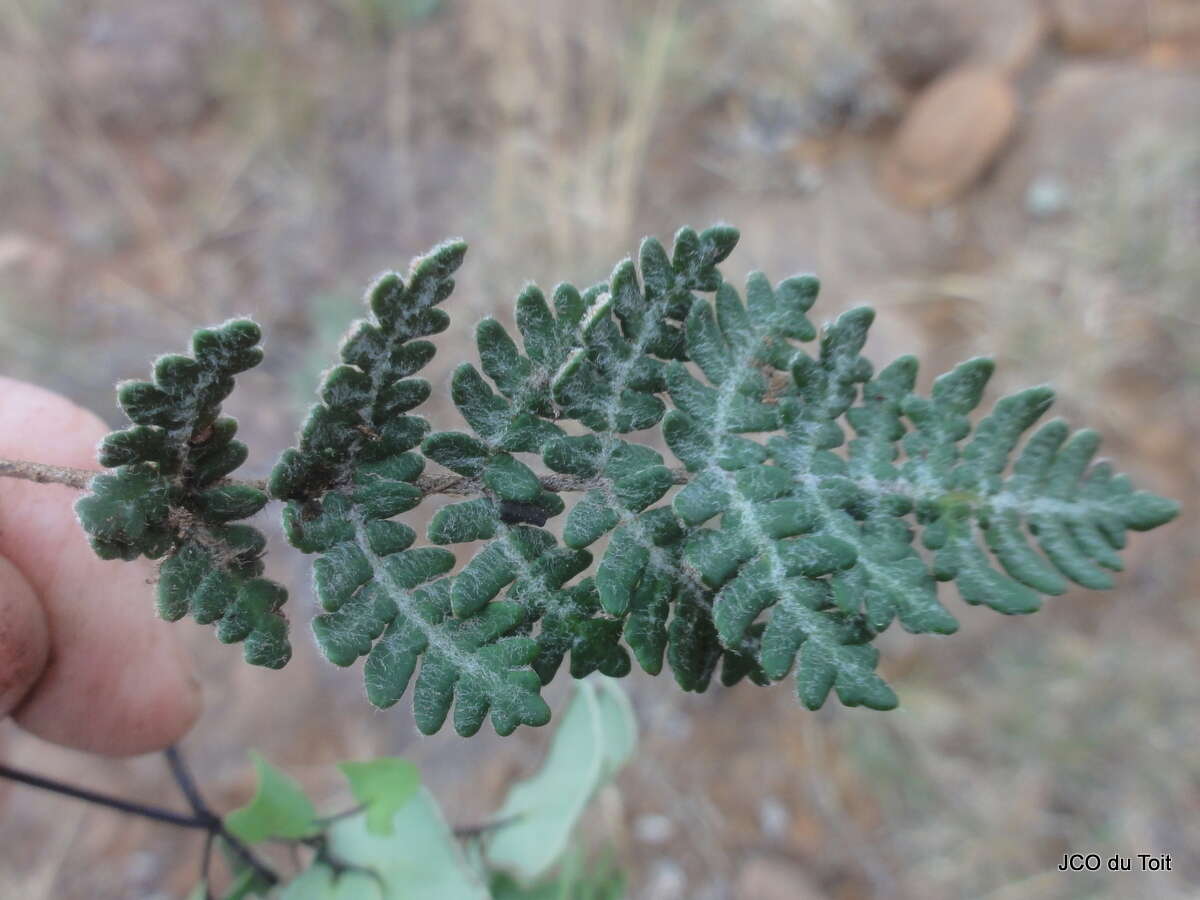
361;576;551;737
75;320;290;667
665;271;1177;710
71;223;1178;733
910;361;1179;609
271;245;458;655
665;281;901;709
421;228;743;693
273;241;552;735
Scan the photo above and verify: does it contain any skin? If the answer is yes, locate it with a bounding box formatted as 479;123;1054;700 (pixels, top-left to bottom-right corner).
0;377;200;756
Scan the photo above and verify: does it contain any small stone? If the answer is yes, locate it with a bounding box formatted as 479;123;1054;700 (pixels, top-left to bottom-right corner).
634;813;676;845
1049;0;1149;54
734;856;824;900
758;796;790;840
643;859;687;900
1025;174;1071;219
879;66;1019;209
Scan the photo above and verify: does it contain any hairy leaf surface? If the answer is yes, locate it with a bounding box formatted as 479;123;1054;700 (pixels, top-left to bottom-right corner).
76;319;291;666
76;224;1179;733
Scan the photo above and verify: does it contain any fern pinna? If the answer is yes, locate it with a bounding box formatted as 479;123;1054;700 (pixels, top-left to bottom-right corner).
75;226;1179;735
75;321;291;669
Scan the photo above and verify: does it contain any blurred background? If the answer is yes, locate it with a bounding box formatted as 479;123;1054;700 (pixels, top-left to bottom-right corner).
0;0;1197;897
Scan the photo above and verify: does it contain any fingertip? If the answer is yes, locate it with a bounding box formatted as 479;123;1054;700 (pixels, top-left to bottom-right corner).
12;555;203;758
0;554;49;717
116;619;204;754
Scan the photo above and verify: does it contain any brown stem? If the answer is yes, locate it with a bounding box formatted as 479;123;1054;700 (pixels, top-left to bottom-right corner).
0;457;691;496
0;458;96;489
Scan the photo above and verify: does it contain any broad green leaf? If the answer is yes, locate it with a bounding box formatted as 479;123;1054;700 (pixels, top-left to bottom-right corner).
223;753;317;844
313;788;490;900
278;865;376;900
485;678;637;882
338;757;421;836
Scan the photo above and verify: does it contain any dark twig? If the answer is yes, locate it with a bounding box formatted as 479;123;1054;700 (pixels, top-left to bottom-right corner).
164;746;279;888
164;746;213;821
199;830;215;900
0;762;208;830
0;752;280;889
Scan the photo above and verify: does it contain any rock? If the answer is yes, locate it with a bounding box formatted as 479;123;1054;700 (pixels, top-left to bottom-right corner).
859;0;972;89
879;66;1019;209
734;857;825;900
1049;0;1149;54
860;0;1047;87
